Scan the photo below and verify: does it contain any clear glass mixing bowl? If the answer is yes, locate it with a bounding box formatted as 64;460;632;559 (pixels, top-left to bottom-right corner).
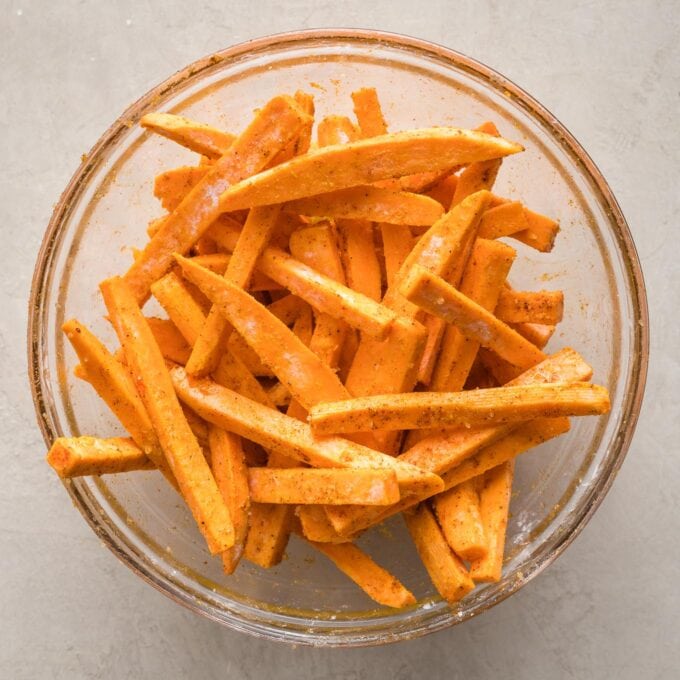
28;29;648;646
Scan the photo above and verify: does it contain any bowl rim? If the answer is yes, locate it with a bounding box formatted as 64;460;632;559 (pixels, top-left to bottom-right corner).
28;27;649;646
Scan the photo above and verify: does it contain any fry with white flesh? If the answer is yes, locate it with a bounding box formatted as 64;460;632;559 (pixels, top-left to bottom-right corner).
141;112;235;159
433;480;488;562
284;186;444;226
217;128;523;212
469;462;514;582
209;427;250;574
309;541;416;608
125;95;311;303
308;382;610;434
62;318;175;485
47;436;154;477
248;468;400;505
186;204;282;376
400;264;546;371
170;366;444;499
495;287;564;325
100;276;234;554
404;504;475;604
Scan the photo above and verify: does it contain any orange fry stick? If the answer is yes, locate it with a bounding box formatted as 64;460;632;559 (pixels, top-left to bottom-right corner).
248;468;400;505
495;287;564;325
400;264;546;371
217;128;524;212
285;186;444;226
100;277;234;554
186;204;282;376
154;165;209;212
317;115;359;146
145;317;192;365
511;322;556;350
188;253;282;292
140;112;235;158
296;505;353;543
309;541;416;608
380;223;414;288
469;462;514;582
208;427;250;574
441;417;569;489
404;504;475;604
338;218;382;302
62;318;175;485
424;174;458;209
351;87;388;137
170;367;444;498
47;436;154;477
150;271;207;346
477;201;529;239
308;382;610;434
512;208;560;252
125;95;310;303
433;480;488;562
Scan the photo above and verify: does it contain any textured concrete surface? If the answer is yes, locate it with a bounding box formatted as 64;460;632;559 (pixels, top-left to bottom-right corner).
1;1;678;678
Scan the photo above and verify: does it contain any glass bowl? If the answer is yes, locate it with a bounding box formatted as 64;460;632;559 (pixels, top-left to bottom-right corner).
28;29;648;646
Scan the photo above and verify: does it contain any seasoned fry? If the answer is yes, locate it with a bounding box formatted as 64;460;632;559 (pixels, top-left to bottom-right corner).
477;201;529;239
151;271;207;346
47;436;154;477
186;204;282;376
511;321;556;350
308;382;610;434
187;254;283;292
145;317;192;365
380;223;413;288
217;128;523;212
512;208;560;252
296;505;352;543
338;219;382;302
351;87;388;138
125;95;311;303
248;468;400;505
140;112;235;158
284;186;444;226
469;462;514;582
154;166;209;211
209;427;250;574
309;541;416;608
317;115;359;146
404;504;475;604
495;287;564;325
170;367;444;498
433;480;488;562
400;264;546;371
100;277;234;554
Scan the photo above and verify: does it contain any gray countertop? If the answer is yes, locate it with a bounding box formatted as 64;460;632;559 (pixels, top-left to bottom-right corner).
2;1;678;678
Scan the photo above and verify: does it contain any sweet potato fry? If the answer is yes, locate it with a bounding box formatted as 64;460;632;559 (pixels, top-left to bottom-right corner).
351;87;388;138
154;165;209;212
217;128;523;212
62;318;175;484
208;427;250;574
430;238;516;393
248;468;400;505
145;317;192;364
424;174;458;209
170;367;444;498
380;223;414;288
150;271;207;346
125;95;310;303
441;417;570;489
186;204;282;376
495;287;564;325
404;504;475;604
296;505;353;543
186;254;283;292
477;201;529;239
469;462;514;582
285;186;444;226
512;208;560;252
337;218;382;302
433;480;488;562
100;276;234;554
309;541;416;608
245;501;294;569
511;321;556;350
400;264;546;371
308;382;610;434
317;115;359;146
46;436;154;477
140;112;235;159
